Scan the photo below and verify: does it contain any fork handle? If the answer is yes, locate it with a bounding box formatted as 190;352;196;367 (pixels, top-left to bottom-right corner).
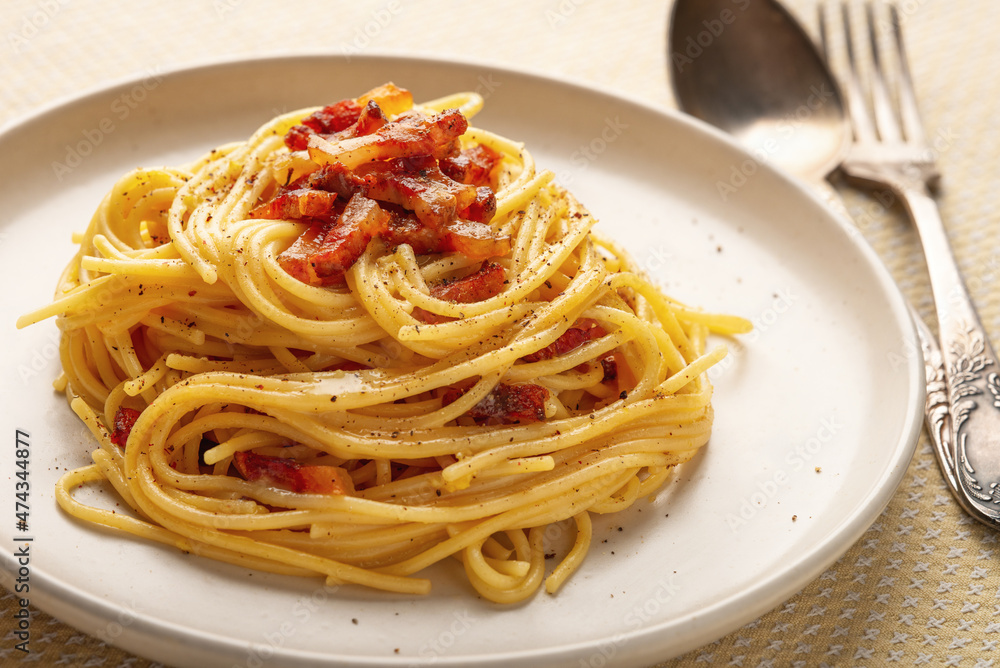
896;181;1000;524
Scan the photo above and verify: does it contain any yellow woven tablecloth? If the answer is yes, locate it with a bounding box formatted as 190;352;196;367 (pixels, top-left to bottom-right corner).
1;1;998;666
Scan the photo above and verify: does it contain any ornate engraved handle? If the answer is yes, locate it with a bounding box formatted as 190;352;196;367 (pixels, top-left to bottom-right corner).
917;314;956;490
899;182;1000;527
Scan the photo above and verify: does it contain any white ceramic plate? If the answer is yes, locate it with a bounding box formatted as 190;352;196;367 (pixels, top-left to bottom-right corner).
0;55;923;667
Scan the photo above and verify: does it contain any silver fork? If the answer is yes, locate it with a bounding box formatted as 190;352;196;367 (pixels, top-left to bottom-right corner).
821;1;1000;528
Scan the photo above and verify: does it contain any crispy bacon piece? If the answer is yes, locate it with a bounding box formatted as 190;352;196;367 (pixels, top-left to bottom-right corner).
360;156;480;228
355;157;506;259
302;100;364;134
233;451;354;495
279;154;495;230
379;210;509;260
110;406;141;448
415;261;507;323
358;157;504;258
284;97;390;152
378;216;510;261
308;108;468;170
460;186;497;224
280;102;388;180
381;212;450;255
600;355;618;382
285;99;363;151
522;319;608;363
443;219;510;260
252;164;357;224
443;382;550;424
440;144;502;187
357;82;414;117
276;220;329;284
430;261;506;303
273;92;510;284
277;193;389;286
309;193;389;279
354;100;389;135
249;188;337;220
301;163;364;199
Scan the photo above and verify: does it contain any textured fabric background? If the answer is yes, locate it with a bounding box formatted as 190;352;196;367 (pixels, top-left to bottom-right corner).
1;1;998;666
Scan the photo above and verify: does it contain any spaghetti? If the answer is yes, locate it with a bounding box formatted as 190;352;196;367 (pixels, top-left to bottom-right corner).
18;83;749;602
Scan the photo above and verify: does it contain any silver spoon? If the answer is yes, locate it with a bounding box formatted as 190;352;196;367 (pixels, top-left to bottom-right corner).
667;0;961;515
670;0;848;187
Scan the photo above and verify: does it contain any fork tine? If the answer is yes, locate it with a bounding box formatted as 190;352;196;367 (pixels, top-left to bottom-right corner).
865;1;903;143
888;3;927;144
817;2;831;62
833;1;878;142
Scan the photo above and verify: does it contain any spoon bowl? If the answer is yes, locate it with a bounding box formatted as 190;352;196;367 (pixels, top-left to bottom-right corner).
668;0;963;525
669;0;850;184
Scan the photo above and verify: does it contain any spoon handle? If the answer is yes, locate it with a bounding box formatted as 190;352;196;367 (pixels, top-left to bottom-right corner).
896;182;1000;525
